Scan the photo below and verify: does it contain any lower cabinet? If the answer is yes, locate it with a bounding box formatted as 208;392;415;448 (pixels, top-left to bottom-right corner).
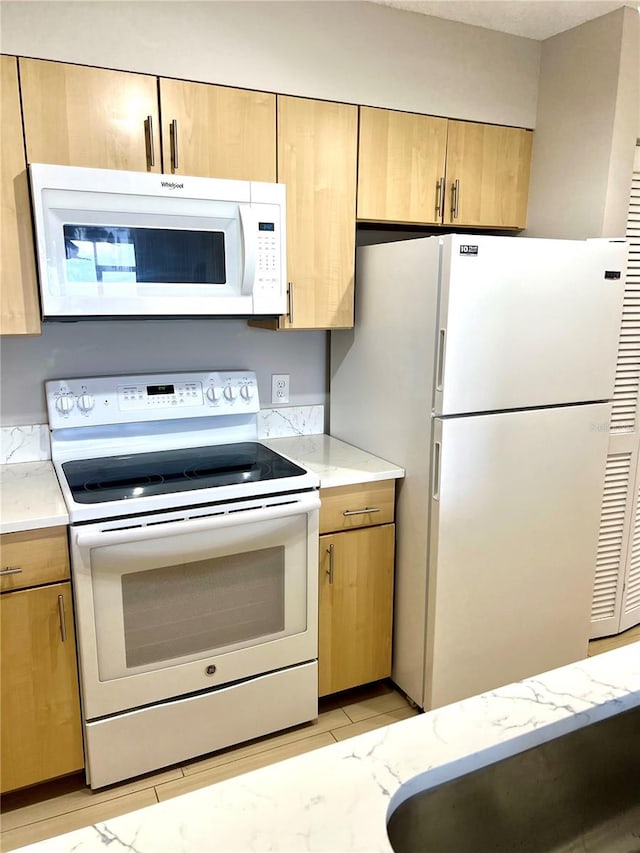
0;528;83;793
317;481;396;697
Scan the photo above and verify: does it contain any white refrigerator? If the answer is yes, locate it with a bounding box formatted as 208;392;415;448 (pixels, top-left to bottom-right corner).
330;234;626;710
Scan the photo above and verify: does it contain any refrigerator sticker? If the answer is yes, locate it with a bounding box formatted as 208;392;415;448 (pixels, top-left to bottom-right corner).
604;271;621;279
459;245;478;255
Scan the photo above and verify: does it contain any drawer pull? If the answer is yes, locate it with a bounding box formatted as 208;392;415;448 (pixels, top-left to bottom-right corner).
326;543;335;585
0;567;23;576
57;594;67;643
342;507;381;517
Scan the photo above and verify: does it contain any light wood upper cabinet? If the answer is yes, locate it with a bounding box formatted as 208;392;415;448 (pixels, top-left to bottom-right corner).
255;95;358;330
357;106;448;226
444;120;533;229
318;524;395;697
1;581;83;792
357;109;533;230
159;79;276;181
19;58;161;172
1;55;39;336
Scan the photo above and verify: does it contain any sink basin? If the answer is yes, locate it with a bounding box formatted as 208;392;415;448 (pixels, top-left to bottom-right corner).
387;706;640;852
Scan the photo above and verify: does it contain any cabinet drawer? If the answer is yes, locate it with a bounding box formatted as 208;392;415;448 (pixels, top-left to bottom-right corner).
319;480;395;534
0;527;69;592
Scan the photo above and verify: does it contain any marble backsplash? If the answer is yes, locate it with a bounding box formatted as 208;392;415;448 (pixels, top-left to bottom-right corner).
0;406;325;465
257;405;324;439
0;424;51;465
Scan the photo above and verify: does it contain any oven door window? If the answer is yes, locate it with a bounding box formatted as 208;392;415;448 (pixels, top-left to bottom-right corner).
121;546;284;668
89;514;309;680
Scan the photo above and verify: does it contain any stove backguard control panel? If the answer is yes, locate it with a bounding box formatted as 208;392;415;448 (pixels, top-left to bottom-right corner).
46;371;260;428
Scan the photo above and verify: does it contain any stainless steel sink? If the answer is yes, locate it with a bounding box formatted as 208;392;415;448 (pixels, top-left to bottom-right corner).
387;706;640;852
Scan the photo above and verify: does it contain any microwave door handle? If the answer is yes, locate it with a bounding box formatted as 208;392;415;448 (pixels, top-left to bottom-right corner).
74;492;321;550
239;204;257;296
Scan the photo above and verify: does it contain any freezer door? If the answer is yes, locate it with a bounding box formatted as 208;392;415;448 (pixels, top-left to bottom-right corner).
424;403;610;711
435;235;626;415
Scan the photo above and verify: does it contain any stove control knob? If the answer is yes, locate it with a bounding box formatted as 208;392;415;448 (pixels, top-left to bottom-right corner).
240;384;254;401
223;386;237;402
55;395;75;415
206;386;221;403
76;393;95;414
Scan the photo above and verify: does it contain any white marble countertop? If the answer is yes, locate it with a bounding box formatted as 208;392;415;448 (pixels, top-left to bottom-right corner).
15;642;640;853
0;461;68;534
0;436;401;534
262;434;404;488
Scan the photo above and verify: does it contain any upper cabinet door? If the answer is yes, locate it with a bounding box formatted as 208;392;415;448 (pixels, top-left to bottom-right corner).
19;59;161;172
1;55;39;336
277;95;358;329
159;79;276;182
357;107;448;225
444;121;532;229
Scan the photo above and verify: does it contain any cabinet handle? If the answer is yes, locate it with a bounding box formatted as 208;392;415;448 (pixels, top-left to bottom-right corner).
145;115;155;168
171;119;179;170
0;567;22;576
451;179;460;219
326;543;334;585
436;177;446;220
57;594;67;643
287;282;294;325
342;507;381;517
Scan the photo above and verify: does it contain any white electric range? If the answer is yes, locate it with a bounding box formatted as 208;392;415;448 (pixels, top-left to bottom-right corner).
46;370;320;789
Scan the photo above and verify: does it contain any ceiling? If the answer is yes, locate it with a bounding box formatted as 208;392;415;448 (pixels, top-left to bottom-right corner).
369;1;637;40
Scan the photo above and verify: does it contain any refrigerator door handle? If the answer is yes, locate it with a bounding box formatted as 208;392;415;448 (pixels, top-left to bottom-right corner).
432;440;441;500
436;329;446;390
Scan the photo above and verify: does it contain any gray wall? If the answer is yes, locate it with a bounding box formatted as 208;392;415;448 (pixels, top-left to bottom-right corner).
0;321;326;427
526;7;639;238
0;0;542;426
0;1;541;127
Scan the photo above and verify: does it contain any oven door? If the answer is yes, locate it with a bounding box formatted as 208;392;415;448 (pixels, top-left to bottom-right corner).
70;491;319;720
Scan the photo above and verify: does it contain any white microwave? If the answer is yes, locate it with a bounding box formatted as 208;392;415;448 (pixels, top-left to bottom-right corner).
29;164;287;319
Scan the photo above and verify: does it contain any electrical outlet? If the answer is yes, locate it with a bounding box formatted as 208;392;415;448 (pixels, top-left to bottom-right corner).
271;374;290;404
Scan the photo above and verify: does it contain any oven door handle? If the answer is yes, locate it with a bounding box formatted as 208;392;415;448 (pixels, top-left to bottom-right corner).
74;492;321;549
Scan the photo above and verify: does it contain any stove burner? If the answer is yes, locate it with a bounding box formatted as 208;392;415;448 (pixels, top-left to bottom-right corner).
62;442;306;505
184;462;270;481
85;475;165;492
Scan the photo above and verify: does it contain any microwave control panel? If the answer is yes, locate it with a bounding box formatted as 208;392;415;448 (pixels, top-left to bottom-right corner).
253;201;283;298
256;221;279;288
46;371;260;428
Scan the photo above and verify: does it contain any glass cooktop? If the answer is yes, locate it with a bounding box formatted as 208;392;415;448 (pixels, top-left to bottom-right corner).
62;442;307;504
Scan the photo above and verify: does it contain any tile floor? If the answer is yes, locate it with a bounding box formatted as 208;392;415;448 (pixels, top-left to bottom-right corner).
586;622;640;657
2;623;639;851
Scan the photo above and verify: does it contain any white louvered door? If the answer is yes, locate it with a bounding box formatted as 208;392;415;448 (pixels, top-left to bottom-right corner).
620;470;640;631
590;146;640;638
